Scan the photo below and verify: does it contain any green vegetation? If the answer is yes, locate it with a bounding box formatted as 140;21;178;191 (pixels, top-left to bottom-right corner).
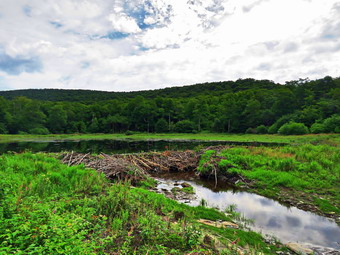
0;76;339;135
1;133;340;145
198;144;340;216
278;122;309;135
0;152;287;254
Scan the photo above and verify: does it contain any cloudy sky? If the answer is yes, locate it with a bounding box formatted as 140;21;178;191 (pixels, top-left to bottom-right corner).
0;0;339;91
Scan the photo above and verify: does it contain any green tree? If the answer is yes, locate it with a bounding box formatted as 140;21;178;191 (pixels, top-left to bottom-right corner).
155;118;168;133
174;120;195;133
47;105;67;133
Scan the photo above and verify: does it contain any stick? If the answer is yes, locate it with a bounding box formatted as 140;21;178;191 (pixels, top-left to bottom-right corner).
68;151;74;166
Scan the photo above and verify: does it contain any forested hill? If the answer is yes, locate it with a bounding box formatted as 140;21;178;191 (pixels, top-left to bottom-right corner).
0;76;339;135
0;79;279;102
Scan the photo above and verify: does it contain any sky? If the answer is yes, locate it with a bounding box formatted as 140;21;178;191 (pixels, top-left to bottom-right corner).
0;0;339;92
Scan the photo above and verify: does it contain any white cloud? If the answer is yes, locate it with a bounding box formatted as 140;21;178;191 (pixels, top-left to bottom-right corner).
108;13;141;34
0;0;339;91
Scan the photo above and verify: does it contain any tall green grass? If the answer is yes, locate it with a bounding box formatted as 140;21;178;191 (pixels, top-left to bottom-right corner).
0;153;286;254
198;144;340;214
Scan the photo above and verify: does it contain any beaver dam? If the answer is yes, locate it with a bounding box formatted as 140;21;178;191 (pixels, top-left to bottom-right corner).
59;148;340;253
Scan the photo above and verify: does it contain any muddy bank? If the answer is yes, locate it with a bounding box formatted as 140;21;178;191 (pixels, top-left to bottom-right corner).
59;149;339;223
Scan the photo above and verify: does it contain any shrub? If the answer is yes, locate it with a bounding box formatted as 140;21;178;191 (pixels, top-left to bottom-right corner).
245;127;256;134
310;122;325;134
268;123;278;134
29;127;50;135
125;130;134;136
278;122;309;135
174;120;195;133
256;125;268;134
322;114;340;133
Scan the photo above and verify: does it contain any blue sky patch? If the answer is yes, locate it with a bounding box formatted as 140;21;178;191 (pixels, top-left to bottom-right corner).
0;51;42;75
101;31;129;40
81;62;90;69
50;21;63;29
23;5;32;17
0;76;10;90
124;1;157;30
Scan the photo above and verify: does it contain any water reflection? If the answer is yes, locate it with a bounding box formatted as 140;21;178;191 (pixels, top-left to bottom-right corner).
156;177;340;250
0;139;285;154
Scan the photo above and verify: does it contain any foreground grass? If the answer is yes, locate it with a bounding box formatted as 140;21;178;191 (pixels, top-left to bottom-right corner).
198;144;340;218
0;153;286;254
0;132;339;145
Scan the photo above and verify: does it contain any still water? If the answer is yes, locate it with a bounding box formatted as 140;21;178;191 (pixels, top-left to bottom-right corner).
155;175;340;251
0;139;285;154
1;139;338;251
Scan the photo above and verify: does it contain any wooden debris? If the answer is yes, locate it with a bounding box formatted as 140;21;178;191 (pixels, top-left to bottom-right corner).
198;219;239;229
285;243;314;255
60;150;200;183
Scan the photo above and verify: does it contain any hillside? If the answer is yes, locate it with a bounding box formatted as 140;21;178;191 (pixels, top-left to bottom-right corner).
0;76;339;135
0;79;279;102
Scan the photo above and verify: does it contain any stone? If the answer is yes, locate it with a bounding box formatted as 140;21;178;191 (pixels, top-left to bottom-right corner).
181;182;191;188
285;243;314;255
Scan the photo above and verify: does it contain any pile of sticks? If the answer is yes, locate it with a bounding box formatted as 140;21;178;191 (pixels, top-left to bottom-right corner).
117;150;199;172
60;150;199;182
61;152;147;184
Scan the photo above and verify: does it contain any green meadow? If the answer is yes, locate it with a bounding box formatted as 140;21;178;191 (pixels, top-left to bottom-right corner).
198;144;340;217
1;133;339;145
0;153;288;254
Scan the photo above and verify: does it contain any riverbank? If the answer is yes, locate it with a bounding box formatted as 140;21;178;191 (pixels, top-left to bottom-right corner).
58;143;340;223
0;152;290;254
198;144;340;223
0;133;339;145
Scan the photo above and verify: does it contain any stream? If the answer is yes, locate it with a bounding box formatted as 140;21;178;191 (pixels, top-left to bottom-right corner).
1;139;339;253
0;139;285;154
154;174;340;254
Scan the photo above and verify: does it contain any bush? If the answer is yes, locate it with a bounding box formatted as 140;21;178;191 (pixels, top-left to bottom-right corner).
269;114;296;134
256;125;268;134
245;127;256;134
268;124;278;134
125;130;134;136
310;123;325;134
322;115;340;133
278;122;309;135
174;120;196;133
28;127;50;135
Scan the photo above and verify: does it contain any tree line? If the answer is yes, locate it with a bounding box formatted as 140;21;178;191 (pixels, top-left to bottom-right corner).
0;76;339;135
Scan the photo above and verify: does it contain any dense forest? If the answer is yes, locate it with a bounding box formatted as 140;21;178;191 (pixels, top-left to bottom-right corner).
0;76;339;135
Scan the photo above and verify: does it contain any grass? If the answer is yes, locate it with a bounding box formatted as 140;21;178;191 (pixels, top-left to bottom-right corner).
0;132;339;145
198;144;340;217
0;152;288;254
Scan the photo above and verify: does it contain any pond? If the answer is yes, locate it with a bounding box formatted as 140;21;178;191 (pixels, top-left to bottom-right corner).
155;174;340;252
0;139;285;154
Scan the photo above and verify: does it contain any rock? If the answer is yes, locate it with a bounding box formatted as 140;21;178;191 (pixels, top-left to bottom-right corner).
286;243;314;255
181;182;191;188
197;219;239;229
171;187;181;194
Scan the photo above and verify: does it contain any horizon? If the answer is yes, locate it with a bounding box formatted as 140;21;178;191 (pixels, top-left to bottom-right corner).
0;0;339;92
0;76;336;94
